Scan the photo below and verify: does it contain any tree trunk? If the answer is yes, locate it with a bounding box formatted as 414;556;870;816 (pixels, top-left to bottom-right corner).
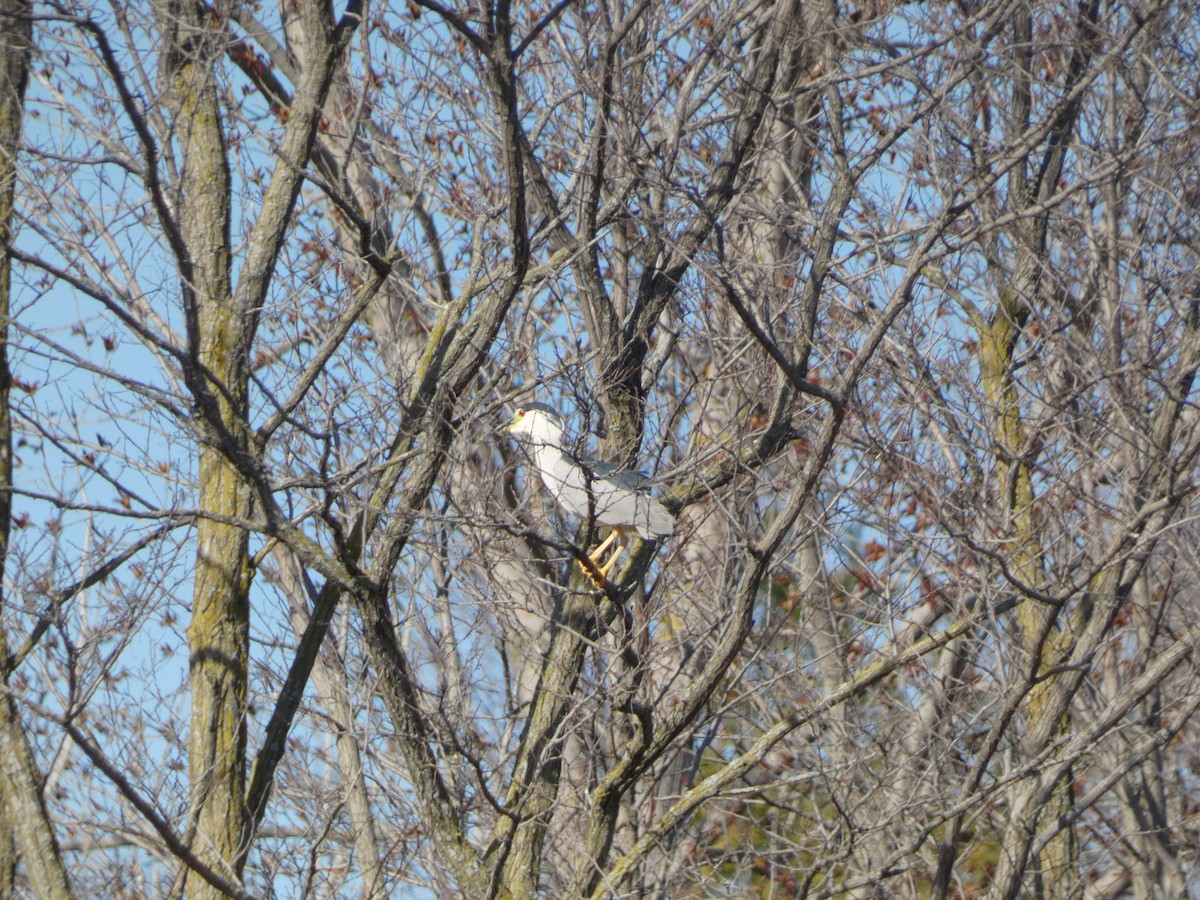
0;2;73;897
159;3;252;892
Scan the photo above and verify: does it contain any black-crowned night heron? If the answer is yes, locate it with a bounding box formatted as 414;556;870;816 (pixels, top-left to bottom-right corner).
502;403;673;585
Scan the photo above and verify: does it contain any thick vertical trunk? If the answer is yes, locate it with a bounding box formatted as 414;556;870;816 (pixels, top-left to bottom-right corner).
187;444;251;890
160;4;251;892
977;2;1105;887
979;289;1078;898
0;3;74;897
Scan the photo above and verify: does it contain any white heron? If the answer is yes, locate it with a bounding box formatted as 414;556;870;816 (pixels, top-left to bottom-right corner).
502;403;673;585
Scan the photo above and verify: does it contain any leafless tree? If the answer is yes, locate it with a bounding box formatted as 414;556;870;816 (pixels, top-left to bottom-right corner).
0;0;1198;897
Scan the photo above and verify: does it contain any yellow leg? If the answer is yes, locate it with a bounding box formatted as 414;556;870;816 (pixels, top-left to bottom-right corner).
585;528;627;587
597;542;625;580
587;529;620;569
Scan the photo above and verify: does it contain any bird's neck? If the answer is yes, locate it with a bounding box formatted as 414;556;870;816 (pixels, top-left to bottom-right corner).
530;435;571;468
531;435;565;458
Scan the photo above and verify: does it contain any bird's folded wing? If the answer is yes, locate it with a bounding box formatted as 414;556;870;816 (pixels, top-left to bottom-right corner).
582;456;654;492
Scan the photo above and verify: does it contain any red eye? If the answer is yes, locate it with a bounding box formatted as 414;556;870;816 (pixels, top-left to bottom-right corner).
516;409;526;417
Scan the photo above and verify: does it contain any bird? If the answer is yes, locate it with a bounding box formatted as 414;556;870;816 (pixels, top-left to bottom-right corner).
502;402;673;585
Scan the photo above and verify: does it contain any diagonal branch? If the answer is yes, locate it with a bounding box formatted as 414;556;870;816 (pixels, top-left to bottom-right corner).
65;721;258;900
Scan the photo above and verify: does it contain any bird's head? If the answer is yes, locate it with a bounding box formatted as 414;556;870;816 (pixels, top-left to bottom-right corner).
501;403;565;444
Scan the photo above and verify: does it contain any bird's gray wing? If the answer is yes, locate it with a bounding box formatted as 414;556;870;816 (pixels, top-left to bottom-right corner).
583;456;653;491
572;454;673;538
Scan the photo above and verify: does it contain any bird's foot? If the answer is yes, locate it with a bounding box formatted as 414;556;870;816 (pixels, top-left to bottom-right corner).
585;543;625;589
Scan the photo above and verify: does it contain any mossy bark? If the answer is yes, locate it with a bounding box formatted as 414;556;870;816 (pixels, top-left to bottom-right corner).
979;284;1078;897
161;4;253;892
